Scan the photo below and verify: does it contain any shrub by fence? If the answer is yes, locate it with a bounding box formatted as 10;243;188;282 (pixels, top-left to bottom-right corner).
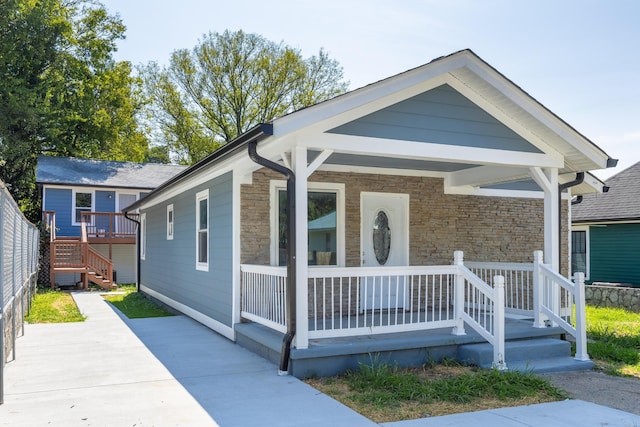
0;180;40;405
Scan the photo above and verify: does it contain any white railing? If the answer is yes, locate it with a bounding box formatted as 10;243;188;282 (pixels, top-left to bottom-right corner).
306;265;459;338
465;261;534;316
240;265;287;333
533;251;588;361
240;251;507;369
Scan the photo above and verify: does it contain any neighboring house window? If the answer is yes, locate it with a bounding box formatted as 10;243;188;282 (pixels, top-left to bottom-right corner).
271;181;344;266
72;190;93;225
571;227;589;280
196;190;209;271
140;213;147;260
167;204;174;240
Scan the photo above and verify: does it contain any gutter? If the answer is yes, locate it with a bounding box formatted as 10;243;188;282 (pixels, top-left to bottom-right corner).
123;211;141;292
558;172;584;270
247;139;296;376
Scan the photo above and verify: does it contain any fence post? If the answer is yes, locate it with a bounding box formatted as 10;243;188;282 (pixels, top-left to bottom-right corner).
573;272;590;361
493;275;507;370
532;250;545;328
452;251;466;336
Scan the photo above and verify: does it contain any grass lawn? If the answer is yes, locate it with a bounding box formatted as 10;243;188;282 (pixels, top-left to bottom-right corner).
585;305;640;377
25;289;86;323
103;284;174;319
306;360;568;423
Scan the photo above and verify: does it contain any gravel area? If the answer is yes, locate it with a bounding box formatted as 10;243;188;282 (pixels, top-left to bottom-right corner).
541;370;640;415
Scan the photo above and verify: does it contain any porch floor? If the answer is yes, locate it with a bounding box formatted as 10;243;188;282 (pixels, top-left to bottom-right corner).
235;315;592;378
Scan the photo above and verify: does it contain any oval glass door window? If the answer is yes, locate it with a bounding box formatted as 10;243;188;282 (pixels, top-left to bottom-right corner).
373;210;391;265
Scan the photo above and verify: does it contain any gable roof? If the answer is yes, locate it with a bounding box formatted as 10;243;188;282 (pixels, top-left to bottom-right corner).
36;156;187;190
573;161;640;223
125;49;616;212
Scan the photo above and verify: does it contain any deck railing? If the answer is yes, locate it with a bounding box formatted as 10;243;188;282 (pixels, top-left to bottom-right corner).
533;251;588;361
80;212;138;239
465;261;534;316
241;251;508;368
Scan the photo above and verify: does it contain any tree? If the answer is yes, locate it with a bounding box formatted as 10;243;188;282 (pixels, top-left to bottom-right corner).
0;0;149;219
142;30;349;165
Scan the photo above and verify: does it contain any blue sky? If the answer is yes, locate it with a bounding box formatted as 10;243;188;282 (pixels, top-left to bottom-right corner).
101;0;639;179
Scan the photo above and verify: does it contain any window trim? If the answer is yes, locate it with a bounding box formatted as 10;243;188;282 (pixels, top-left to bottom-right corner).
570;225;589;280
71;189;94;226
269;180;345;267
166;204;174;240
196;189;209;271
140;213;147;260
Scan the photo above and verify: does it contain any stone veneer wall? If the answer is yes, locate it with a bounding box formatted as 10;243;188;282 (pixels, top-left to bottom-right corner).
585;285;640;312
240;168;569;274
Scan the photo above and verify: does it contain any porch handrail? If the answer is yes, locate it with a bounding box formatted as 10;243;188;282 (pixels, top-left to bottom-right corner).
86;246;114;283
455;252;506;370
533;250;588;361
465;261;534;316
43;210;56;241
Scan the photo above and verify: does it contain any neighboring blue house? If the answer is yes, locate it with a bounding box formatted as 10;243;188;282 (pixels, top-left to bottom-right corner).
572;161;640;286
125;50;615;377
37;156;185;287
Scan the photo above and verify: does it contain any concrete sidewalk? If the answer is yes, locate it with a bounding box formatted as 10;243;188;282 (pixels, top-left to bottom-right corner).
2;292;640;426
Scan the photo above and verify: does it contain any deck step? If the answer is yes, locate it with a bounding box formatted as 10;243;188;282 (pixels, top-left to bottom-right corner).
457;338;594;372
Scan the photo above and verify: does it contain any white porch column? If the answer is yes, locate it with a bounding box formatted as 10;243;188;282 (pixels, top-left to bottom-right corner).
529;167;560;272
293;145;309;349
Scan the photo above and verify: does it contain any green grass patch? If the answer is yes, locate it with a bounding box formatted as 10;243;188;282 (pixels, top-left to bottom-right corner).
25;289;86;323
586;305;640;376
307;359;567;422
103;285;173;319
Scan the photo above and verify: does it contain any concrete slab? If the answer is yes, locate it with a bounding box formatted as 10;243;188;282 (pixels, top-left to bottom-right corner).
383;400;640;427
3;292;640;427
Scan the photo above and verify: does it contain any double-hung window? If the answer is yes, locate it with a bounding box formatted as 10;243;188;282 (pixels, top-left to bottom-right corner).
196;190;209;271
272;181;344;266
571;227;589;279
72;190;93;225
167;204;174;240
140;213;147;260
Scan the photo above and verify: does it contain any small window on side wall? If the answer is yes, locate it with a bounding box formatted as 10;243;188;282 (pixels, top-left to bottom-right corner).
140;213;147;260
167;204;174;240
196;190;209;271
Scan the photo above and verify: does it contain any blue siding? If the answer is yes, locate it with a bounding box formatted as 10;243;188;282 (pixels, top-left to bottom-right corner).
590;224;640;286
44;188;78;236
329;84;542;153
140;172;234;326
95;190;115;212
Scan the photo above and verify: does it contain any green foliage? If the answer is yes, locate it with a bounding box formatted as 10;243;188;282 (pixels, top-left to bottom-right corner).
586;306;640;375
344;360;567;408
0;0;149;220
25;289;86;323
103;286;173;318
141;30;349;165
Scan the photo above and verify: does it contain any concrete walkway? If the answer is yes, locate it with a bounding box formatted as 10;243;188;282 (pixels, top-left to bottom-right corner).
2;292;640;426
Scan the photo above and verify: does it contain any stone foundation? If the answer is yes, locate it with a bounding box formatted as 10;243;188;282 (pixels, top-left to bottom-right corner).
585;284;640;313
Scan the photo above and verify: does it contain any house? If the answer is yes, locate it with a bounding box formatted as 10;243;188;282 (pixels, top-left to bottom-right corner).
36;156;186;288
124;50;616;377
572;161;640;286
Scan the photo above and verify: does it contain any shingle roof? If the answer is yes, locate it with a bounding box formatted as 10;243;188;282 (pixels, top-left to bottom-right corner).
572;161;640;222
36;156;187;190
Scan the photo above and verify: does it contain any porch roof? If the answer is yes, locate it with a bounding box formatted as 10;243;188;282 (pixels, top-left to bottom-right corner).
127;49;616;211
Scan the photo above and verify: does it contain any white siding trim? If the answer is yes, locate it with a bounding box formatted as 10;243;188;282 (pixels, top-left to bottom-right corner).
141;285;235;341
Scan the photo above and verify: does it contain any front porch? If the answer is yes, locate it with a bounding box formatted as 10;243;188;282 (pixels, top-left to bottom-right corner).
238;251;591;377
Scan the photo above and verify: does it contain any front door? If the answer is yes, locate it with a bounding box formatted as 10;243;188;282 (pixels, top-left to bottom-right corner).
361;192;409;310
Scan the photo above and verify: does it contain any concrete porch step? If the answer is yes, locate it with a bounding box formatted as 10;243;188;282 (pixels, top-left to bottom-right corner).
457;338;594;373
